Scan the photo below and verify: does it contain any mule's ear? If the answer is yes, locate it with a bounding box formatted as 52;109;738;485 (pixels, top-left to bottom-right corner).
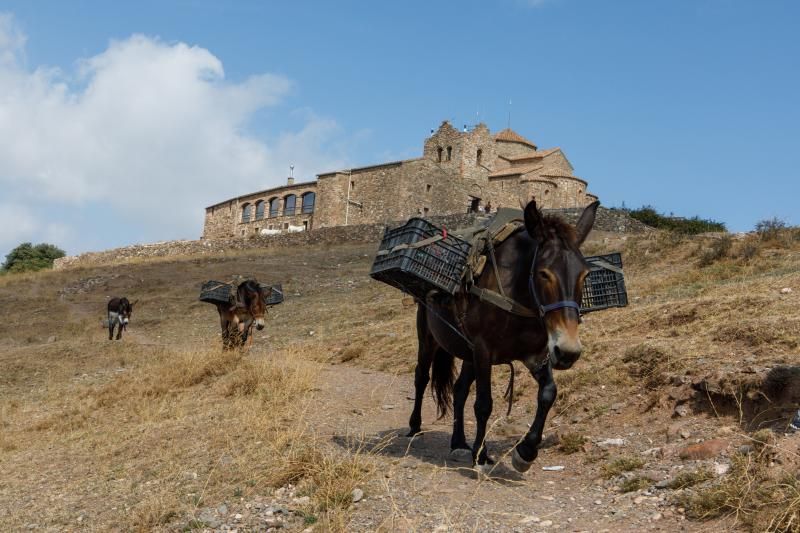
131;299;139;308
575;201;600;247
523;199;545;242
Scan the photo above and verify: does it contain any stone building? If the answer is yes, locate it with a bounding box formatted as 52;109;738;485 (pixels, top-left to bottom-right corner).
202;121;598;239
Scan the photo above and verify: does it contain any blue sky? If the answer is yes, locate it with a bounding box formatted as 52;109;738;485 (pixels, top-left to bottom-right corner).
1;0;798;259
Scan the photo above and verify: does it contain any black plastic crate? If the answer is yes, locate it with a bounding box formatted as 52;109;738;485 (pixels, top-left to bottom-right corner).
260;283;284;306
370;218;471;299
199;280;232;304
581;252;628;313
200;280;285;306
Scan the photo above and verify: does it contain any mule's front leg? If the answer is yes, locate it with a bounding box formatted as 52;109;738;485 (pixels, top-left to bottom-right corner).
512;362;556;473
472;348;494;469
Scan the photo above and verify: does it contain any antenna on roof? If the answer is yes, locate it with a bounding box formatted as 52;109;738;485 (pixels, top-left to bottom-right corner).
463;124;468;132
290;165;294;178
507;99;512;129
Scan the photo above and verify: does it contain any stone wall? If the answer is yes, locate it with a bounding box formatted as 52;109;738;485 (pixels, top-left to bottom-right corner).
54;208;650;270
545;207;654;233
199;121;601;240
203;181;318;239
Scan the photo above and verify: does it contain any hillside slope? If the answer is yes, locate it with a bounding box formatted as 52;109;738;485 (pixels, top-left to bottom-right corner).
0;228;798;531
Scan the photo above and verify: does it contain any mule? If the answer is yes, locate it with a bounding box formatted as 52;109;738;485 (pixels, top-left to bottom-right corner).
407;199;599;473
107;297;136;340
215;280;269;349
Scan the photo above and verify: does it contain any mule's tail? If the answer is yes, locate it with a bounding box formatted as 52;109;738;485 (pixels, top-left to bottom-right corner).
431;348;456;419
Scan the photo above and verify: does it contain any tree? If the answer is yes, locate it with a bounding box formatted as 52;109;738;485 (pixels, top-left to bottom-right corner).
1;242;66;273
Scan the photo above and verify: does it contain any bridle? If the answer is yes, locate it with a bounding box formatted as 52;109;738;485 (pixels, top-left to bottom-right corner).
527;242;581;320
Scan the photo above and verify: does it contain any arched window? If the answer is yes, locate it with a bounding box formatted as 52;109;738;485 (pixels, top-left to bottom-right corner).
437;147;443;162
301;192;316;214
241;203;252;222
446;146;452;161
269;197;280;218
284;194;297;216
255;200;265;220
476;149;482;165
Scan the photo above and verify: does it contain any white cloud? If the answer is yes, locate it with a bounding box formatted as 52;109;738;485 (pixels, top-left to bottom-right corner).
0;14;349;256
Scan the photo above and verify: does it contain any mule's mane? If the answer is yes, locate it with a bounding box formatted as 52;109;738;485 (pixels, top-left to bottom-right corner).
540;214;577;245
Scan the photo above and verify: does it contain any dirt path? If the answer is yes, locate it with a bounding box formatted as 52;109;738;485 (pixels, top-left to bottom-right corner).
305;363;711;532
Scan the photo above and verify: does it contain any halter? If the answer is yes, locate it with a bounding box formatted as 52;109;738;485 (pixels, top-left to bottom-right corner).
527;243;581;319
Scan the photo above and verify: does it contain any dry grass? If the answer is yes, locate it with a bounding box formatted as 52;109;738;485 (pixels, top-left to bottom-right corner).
558;433;587;454
667;468;714;490
620;476;652;493
601;456;645;479
0;339;373;530
676;451;800;532
1;227;798;531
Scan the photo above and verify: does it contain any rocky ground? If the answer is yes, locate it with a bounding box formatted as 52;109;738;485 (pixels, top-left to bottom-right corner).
1;231;798;531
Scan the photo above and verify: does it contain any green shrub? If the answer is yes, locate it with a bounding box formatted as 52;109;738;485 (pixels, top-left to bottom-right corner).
755;217;787;241
628;206;726;235
2;242;66;273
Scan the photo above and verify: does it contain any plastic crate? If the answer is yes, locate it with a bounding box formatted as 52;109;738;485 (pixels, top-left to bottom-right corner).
581;253;628;313
260;283;284;306
199;280;232;304
370;218;471;299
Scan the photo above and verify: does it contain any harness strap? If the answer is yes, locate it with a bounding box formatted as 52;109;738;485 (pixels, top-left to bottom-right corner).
502;362;515;416
468;285;539;318
417;296;475;350
375;234;444;256
588;259;623;274
541;300;581;313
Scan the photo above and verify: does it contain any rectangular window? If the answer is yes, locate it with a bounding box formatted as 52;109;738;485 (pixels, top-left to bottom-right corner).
426;184;431;193
350;180;355;190
423;207;430;215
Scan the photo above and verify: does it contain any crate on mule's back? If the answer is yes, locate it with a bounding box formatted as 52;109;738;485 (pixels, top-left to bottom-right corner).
581;252;627;313
370;218;471;300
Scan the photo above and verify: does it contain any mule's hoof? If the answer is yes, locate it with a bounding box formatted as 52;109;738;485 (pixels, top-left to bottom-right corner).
511;447;534;473
474;462;494;479
406;428;421;438
449;448;472;462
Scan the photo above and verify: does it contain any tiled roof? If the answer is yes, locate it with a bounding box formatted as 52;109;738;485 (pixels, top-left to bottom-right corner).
539;168;586;184
494;128;538;149
319;157;423;176
503;147;560;161
539;168;576;178
488;163;543;178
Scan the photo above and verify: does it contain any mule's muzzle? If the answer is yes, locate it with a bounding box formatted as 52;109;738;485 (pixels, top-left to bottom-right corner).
548;330;582;370
254;318;265;330
550;344;581;369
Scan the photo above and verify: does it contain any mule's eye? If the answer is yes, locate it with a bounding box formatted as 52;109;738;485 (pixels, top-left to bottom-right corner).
538;271;552;282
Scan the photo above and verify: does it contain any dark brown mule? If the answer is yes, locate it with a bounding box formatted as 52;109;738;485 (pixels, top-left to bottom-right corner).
215;280;269;349
407;199;599;473
107;297;136;340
